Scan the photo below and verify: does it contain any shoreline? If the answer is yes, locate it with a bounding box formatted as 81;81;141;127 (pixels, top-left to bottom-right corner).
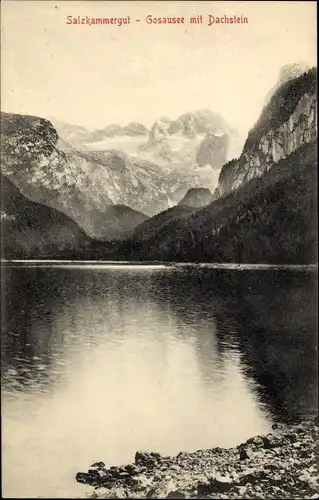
76;419;318;499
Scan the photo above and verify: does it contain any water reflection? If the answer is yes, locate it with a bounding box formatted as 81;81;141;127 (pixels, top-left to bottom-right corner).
1;266;317;498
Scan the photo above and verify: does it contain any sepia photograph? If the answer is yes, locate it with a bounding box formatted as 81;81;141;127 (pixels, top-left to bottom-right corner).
0;0;318;498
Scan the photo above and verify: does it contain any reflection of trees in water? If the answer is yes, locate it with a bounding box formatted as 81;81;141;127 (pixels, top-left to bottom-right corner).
155;269;317;422
1;267;67;389
2;266;317;421
225;270;318;422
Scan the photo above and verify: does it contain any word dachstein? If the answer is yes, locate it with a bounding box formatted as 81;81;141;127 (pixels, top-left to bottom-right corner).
66;16;130;26
208;15;248;25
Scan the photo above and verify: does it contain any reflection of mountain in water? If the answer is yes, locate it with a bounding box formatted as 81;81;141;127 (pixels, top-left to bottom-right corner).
3;266;317;500
2;267;316;423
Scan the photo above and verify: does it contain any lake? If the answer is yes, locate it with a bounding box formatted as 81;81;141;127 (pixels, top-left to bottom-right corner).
1;264;317;498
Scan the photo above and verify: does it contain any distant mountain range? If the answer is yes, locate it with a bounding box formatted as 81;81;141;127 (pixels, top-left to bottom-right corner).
0;107;232;242
50;118;150;149
1;64;317;262
51;108;239;169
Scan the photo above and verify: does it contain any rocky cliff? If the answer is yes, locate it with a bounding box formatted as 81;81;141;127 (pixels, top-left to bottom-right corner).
168;109;234;137
49;109;235;208
139;109;235;169
139;117;175;164
196;131;229;168
1;174;90;259
114;68;317;265
117;140;317;264
1;112;200;240
217;68;317;197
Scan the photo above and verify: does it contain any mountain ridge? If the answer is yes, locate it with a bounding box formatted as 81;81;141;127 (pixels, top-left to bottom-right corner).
1;173;91;259
111;67;317;264
216;67;317;197
178;188;214;208
1;111;224;240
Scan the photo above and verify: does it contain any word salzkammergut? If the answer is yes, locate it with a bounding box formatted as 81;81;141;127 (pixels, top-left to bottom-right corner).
66;16;131;26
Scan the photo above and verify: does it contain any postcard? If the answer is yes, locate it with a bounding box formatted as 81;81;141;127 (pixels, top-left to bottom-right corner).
1;1;317;498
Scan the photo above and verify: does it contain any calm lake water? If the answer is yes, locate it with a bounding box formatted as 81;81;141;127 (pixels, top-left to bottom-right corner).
1;264;318;498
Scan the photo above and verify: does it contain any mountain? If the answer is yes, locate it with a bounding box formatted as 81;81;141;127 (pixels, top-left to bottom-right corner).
115;68;317;265
50;109;235;201
50;118;149;147
168;109;234;137
1;112;201;239
132;206;195;243
1;174;91;259
217;68;317;197
48;117;92;148
196;130;229;168
119;140;317;264
265;62;310;105
139;117;176;164
139;109;236;169
99;204;149;240
122;122;149;136
89;124;123;142
178;188;214;208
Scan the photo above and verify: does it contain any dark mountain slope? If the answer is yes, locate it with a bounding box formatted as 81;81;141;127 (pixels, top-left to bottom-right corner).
248;67;316;146
133;206;195;243
178;188;214;208
1;174;91;259
103;205;149;240
117;141;317;264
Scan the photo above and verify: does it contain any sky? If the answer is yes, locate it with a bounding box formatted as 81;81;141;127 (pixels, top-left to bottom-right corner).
1;0;317;136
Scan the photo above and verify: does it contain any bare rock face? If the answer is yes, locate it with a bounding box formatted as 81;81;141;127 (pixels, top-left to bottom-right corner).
168;109;233;137
1;113;151;240
139;109;235;169
139;118;174;163
115;68;317;265
217;67;317;197
196;131;229;169
0;112;203;240
1;112;59;161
